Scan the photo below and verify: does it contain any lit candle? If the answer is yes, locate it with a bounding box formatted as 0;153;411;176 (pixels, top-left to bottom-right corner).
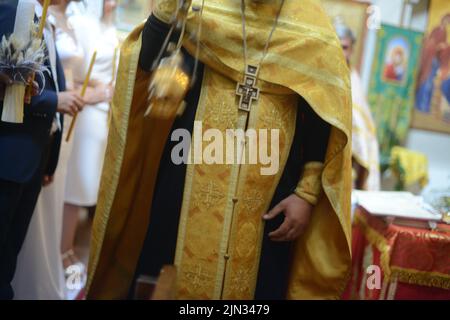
66;50;97;142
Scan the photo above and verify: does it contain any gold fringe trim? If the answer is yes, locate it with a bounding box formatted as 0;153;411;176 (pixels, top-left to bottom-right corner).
391;267;450;290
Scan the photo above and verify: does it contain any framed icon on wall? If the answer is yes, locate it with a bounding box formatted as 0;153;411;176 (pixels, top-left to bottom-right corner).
321;0;370;72
412;0;450;134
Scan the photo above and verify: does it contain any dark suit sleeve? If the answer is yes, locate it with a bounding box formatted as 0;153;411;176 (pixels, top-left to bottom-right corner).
44;49;66;176
0;4;15;38
39;58;65;177
28;88;58;117
27;62;61;177
44;123;62;176
0;3;16;102
28;43;62;177
39;37;66;177
27;87;59;177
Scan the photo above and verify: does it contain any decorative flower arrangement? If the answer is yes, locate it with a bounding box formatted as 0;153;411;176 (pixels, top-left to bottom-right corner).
0;22;47;88
423;186;450;224
433;191;450;223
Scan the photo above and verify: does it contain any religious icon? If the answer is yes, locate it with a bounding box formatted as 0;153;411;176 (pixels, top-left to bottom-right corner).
368;25;423;165
412;0;450;134
382;38;409;85
321;0;369;72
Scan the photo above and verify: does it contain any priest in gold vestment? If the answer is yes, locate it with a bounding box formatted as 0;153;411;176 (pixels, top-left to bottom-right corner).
87;0;352;300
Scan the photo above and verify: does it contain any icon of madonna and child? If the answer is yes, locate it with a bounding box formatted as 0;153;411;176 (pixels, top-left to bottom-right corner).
415;13;450;123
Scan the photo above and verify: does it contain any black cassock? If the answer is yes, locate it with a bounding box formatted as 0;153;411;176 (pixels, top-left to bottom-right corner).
129;14;330;299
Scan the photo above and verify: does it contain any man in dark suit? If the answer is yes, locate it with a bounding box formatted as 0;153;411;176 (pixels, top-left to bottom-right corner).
0;0;85;299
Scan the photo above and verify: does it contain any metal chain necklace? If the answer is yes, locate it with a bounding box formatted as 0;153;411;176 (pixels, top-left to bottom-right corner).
236;0;285;112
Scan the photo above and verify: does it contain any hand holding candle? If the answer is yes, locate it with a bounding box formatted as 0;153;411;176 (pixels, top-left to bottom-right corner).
25;0;51;103
66;50;97;142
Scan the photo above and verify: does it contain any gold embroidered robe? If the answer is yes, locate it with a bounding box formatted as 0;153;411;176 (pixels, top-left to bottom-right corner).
87;0;352;300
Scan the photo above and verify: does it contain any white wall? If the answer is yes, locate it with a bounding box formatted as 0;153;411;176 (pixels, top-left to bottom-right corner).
406;130;450;196
359;0;450;195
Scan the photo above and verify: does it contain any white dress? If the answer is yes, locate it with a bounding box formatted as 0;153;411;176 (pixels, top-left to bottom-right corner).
64;16;118;206
11;17;84;300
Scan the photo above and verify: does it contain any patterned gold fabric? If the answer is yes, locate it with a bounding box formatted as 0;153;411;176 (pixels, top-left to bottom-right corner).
87;0;352;299
174;68;297;299
294;162;324;206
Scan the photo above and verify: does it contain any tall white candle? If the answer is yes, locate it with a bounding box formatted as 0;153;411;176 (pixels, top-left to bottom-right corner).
14;0;35;43
1;0;36;123
2;85;25;123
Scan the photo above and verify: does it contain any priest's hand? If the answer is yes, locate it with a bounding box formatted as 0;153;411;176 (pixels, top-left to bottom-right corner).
57;91;85;116
263;194;313;242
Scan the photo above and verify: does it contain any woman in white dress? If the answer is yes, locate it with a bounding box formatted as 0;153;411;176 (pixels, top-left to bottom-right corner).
60;0;118;282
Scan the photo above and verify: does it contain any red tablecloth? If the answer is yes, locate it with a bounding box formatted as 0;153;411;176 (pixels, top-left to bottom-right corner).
343;206;450;300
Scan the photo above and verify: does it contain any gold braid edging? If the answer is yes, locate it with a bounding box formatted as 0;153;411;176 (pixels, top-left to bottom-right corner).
391;267;450;290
